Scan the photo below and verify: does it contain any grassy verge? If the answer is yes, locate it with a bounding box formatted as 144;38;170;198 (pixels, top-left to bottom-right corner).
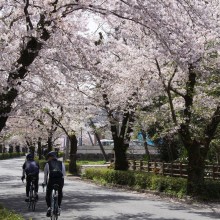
82;168;220;201
0;204;24;220
0;152;25;160
36;158;105;174
77;160;106;166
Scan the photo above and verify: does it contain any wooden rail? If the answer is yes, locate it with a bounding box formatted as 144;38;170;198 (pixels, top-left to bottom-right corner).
129;160;220;180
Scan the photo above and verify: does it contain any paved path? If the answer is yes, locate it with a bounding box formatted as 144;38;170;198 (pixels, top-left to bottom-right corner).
0;157;220;220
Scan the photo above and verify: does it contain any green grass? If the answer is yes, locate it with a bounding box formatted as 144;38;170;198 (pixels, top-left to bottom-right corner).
37;158;106;171
77;160;106;165
0;204;24;220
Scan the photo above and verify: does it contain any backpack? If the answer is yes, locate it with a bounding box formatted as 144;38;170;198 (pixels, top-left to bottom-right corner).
25;161;39;175
48;160;63;178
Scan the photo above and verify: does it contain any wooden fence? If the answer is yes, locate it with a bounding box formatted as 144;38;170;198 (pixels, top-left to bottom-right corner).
129;160;220;180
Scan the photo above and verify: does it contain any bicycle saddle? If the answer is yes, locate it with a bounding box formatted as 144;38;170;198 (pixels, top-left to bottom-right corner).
53;184;60;190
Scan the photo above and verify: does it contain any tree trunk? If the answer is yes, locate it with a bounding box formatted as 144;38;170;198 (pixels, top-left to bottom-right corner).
0;37;45;133
69;133;78;175
47;135;53;152
186;141;208;196
114;138;129;170
37;138;42;160
89;119;108;161
141;130;150;161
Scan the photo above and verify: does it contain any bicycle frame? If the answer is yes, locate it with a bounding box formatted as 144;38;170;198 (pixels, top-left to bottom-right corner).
50;184;59;220
27;177;37;211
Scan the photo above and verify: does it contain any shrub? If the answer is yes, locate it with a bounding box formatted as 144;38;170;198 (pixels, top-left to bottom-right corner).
37;159;70;173
0;152;25;160
83;168;188;198
201;180;220;200
58;151;64;158
134;172;152;189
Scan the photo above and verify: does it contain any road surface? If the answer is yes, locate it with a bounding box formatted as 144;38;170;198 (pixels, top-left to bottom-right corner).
0;157;220;220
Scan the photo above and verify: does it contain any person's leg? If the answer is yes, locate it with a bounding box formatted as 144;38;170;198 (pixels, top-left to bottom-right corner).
58;178;64;207
26;177;31;197
34;175;39;193
46;182;52;207
46;181;53;217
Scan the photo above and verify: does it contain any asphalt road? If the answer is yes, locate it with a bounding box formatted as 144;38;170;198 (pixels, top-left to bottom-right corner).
0;157;220;220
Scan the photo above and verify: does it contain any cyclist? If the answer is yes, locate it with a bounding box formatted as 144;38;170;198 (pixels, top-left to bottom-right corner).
42;151;66;217
21;153;39;202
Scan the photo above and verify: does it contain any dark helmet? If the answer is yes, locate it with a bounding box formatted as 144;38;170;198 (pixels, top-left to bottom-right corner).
26;153;34;160
47;151;57;159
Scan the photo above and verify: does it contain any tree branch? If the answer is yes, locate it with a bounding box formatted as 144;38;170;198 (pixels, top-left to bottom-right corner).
24;0;33;31
204;106;220;146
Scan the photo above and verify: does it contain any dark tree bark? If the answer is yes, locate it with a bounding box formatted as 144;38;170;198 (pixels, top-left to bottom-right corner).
113;136;129;170
179;65;205;195
186;140;208;195
37;137;42;160
0;38;43;132
47;135;53;152
69;132;78;174
186;106;220;195
47;113;57;152
0;1;52;133
156;60;220;196
102;91;137;171
89;119;108;162
141;130;150;160
158;62;220;196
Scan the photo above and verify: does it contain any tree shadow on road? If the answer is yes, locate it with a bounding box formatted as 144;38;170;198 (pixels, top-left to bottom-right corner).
0;180;220;220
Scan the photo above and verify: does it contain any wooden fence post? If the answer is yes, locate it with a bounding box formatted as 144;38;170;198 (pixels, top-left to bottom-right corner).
213;165;215;180
161;162;164;175
171;162;173;176
140;160;143;171
133;160;136;170
154;161;156;174
180;162;182;177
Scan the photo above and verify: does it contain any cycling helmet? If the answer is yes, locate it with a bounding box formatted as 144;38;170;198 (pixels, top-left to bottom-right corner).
26;153;34;160
47;151;57;159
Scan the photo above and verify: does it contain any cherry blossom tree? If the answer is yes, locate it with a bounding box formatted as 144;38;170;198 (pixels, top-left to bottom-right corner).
82;0;220;194
0;0;93;132
1;0;220;196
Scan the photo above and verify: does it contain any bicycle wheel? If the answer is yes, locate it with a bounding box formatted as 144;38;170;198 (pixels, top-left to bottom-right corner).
28;185;36;211
51;214;58;220
27;188;33;210
51;194;58;220
27;200;31;210
31;200;36;211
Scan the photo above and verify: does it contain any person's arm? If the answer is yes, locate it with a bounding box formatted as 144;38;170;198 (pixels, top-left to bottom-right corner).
22;163;26;177
62;163;66;177
43;163;49;184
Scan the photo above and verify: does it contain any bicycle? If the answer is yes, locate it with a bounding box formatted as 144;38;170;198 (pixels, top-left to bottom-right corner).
26;175;38;211
50;184;60;220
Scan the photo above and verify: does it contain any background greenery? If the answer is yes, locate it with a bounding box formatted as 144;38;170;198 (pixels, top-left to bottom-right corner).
0;152;25;160
82;168;220;200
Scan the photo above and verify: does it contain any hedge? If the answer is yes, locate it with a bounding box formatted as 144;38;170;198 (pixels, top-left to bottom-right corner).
37;159;69;172
82;168;220;200
0;152;25;160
